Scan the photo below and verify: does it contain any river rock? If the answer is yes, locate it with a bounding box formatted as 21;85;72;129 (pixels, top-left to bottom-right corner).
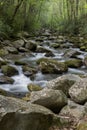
0;49;8;57
1;65;19;76
0;75;14;84
22;65;37;77
84;55;87;67
25;40;37;51
12;39;25;49
37;58;68;74
36;46;53;53
46;74;81;96
69;78;87;104
65;58;83;68
51;43;60;49
30;88;68;113
64;49;81;58
27;83;42;92
5;46;18;54
59;100;85;119
0;95;57;130
0;57;7;67
18;47;28;52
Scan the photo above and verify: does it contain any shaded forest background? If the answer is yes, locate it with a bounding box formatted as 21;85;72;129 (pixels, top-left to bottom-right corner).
0;0;87;37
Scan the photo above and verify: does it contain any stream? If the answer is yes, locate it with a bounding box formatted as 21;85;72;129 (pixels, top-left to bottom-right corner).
0;36;87;96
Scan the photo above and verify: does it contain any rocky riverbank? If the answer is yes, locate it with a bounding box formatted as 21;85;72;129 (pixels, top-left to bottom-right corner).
0;30;87;129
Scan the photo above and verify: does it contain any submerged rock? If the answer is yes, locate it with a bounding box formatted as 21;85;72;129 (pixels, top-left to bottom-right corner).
30;88;68;113
0;95;58;130
46;74;81;96
37;58;68;74
1;65;19;76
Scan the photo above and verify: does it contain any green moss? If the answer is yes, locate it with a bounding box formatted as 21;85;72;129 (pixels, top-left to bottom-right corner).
27;83;42;92
65;59;83;68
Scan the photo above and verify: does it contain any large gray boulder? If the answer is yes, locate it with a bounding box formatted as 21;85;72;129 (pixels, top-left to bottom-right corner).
30;88;68;113
69;78;87;104
0;95;57;130
47;74;81;96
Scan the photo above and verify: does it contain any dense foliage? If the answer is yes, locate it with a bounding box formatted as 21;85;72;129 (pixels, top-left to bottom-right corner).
0;0;87;36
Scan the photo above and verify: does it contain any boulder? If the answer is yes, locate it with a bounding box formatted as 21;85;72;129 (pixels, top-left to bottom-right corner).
25;40;37;51
18;47;28;52
0;88;15;97
1;65;19;77
84;55;87;66
12;39;25;49
59;100;85;119
0;57;7;67
30;88;68;113
64;49;81;58
0;49;8;57
0;95;58;130
5;46;18;54
69;78;87;104
46;74;81;96
22;65;37;77
65;59;83;68
0;75;14;84
37;58;68;74
51;43;60;49
36;46;54;56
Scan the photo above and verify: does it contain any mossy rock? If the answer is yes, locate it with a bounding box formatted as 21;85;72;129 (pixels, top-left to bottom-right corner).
65;59;83;68
80;46;86;51
37;58;68;74
27;83;42;92
1;65;19;76
51;43;60;49
77;122;87;130
0;57;7;67
15;60;27;65
0;49;8;57
22;65;37;77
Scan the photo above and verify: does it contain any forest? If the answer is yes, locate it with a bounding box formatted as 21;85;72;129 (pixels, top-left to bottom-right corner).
0;0;87;130
0;0;87;36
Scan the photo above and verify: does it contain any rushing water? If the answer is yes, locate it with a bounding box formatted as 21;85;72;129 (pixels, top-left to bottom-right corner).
0;40;87;94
